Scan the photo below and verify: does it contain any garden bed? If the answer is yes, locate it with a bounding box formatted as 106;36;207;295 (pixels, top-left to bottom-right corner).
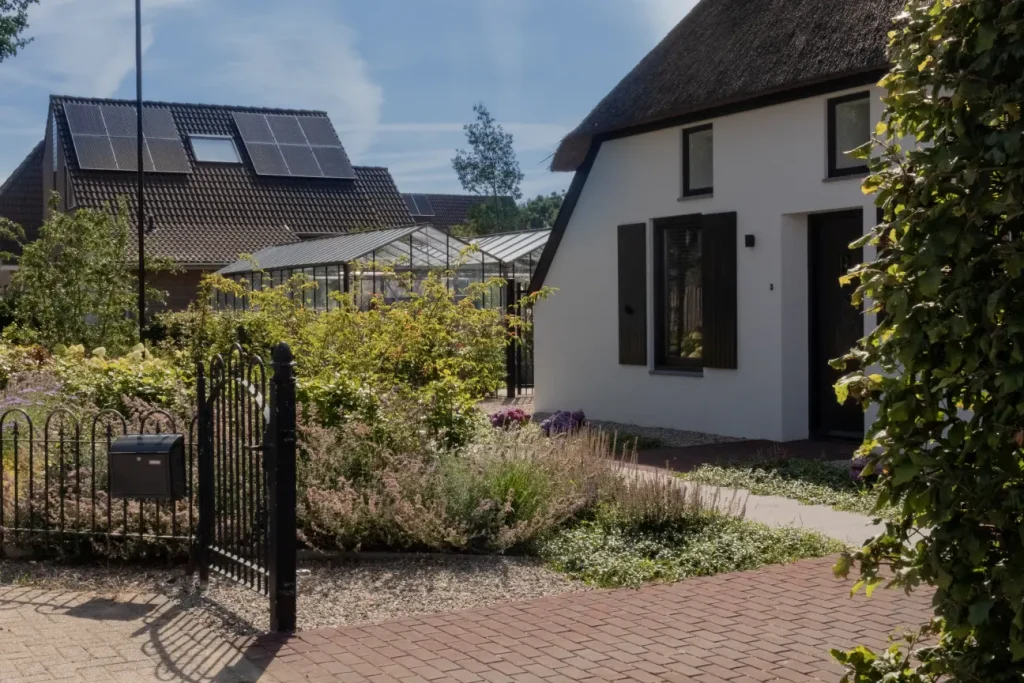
680;455;893;517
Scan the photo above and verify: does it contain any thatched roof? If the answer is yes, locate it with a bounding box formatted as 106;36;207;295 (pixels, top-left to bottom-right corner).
552;0;902;171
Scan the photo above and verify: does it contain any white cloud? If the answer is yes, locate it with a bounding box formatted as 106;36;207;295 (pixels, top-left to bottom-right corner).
479;0;527;88
0;0;195;96
635;0;699;42
209;2;383;160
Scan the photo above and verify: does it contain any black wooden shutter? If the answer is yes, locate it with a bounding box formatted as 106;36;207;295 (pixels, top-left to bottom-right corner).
617;223;647;365
701;212;738;369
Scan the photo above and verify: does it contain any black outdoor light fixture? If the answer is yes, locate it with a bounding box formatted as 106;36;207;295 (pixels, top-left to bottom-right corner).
744;234;756;248
135;0;147;340
108;434;187;501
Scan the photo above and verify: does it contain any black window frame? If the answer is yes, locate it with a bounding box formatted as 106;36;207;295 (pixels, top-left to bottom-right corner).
827;92;871;178
654;214;704;371
682;124;714;198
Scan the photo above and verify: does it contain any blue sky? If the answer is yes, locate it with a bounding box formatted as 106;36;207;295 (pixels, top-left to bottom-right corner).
0;0;697;197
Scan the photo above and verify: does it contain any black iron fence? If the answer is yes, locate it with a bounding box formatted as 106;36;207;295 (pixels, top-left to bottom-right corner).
0;408;197;559
0;343;299;633
505;281;535;398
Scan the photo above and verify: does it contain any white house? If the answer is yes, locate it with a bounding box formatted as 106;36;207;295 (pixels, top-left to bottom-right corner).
530;0;903;442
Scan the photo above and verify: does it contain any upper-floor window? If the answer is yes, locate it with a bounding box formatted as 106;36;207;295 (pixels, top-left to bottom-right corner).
682;124;713;197
189;135;242;163
827;92;871;178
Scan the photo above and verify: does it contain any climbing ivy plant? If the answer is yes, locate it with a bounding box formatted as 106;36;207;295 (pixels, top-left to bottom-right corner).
831;1;1024;681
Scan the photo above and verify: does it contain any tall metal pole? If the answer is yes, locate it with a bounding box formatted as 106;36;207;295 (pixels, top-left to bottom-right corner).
135;0;147;339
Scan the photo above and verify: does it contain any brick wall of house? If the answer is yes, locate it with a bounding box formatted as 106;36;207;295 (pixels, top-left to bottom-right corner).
150;269;211;312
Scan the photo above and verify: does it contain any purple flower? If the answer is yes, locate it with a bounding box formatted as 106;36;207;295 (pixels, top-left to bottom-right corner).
540;410;587;436
489;408;531;429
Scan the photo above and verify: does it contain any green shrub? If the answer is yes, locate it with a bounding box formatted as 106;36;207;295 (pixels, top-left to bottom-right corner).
0;195;173;355
542;508;845;588
53;344;190;415
158;267;509;449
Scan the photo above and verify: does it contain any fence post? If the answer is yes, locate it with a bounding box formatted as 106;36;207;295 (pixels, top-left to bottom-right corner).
268;342;298;632
196;359;213;585
505;280;516;399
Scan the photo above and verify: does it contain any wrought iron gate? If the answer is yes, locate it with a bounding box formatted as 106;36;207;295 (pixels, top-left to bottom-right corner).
505;281;535;397
196;342;297;632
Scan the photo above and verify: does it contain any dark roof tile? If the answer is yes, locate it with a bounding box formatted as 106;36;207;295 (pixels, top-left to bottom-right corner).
0;140;45;254
404;193;514;233
51;95;415;265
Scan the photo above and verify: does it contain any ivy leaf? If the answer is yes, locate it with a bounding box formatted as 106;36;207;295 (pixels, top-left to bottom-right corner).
976;23;997;53
969;599;994;626
918;269;942;296
892;463;918;485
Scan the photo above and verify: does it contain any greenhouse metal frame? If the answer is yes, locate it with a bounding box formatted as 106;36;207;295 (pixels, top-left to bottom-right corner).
215;225;550;312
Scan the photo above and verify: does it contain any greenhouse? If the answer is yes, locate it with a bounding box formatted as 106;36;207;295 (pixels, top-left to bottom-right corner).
215;225;550;312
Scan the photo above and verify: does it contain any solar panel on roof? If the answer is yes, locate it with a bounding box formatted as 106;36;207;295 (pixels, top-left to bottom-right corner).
142;108;180;140
146;138;191;174
232;111;356;180
99;105;136;137
62;102;190;174
297;116;341;146
65;103;107;135
108;136;155;172
312;146;355;179
246;142;290;176
232;112;275;143
402;194;418;215
72;134;117;171
267;115;307;145
412;194;435;217
280;145;321;177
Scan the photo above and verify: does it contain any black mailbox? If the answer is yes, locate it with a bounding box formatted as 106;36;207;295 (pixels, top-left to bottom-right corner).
108;434;186;501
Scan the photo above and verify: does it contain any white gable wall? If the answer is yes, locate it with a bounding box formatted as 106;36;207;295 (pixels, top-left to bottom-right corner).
534;86;884;441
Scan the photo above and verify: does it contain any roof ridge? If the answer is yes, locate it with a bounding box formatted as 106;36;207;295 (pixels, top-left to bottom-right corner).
0;139;44;198
49;94;329;117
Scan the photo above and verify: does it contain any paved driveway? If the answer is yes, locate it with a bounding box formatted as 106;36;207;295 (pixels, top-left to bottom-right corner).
0;556;931;683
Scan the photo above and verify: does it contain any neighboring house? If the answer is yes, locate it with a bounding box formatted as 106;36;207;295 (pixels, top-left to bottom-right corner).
401;193;511;233
0;141;45;287
530;0;902;442
0;96;414;309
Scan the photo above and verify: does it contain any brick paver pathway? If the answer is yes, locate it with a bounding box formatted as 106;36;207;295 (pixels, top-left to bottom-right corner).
0;556;932;682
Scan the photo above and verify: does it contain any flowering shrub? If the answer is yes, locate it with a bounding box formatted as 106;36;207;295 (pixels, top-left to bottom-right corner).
489;407;531;429
158;268;519;449
0;344;47;391
297;423;611;553
52;344;190;415
540;410;587;436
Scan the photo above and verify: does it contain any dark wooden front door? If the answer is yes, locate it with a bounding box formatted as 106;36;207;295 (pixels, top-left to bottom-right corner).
809;210;864;439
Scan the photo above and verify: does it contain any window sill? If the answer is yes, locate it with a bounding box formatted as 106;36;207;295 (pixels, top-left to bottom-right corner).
678;192;712;202
650;368;704;378
823;172;868;183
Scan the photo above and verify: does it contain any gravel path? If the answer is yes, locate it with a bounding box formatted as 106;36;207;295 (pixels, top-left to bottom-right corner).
0;554;584;636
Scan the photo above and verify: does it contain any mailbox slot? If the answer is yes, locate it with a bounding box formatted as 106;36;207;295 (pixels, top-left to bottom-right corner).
108;434;186;501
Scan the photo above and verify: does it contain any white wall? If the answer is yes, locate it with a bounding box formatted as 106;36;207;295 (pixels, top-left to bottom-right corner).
535;86;884;441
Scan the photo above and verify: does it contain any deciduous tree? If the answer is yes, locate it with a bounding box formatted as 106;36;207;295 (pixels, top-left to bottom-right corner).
452;103;524;231
0;0;38;63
